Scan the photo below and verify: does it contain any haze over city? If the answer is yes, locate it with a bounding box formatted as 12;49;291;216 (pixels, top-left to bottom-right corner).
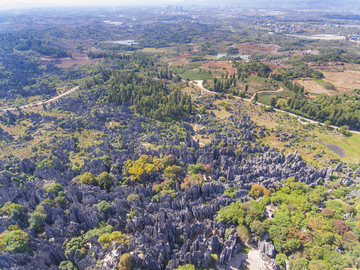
1;0;359;11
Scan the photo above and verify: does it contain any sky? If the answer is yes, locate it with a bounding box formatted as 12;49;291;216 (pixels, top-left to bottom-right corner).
0;0;356;11
0;0;184;10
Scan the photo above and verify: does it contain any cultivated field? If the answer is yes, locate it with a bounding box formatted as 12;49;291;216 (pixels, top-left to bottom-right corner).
322;70;360;92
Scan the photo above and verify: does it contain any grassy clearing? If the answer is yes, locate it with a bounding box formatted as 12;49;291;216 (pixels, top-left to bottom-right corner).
314;79;337;91
244;76;278;90
315;130;360;163
179;69;213;81
257;89;294;105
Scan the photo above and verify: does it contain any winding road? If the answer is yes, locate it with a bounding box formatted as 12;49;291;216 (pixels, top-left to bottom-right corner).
191;80;360;135
1;86;80;112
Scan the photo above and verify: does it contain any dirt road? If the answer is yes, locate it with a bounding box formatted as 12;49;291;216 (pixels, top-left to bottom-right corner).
191;80;360;135
1;86;79;112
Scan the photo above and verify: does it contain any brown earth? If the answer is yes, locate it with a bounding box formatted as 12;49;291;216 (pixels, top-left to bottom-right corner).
322;70;360;92
200;61;237;74
295;79;330;94
55;53;100;68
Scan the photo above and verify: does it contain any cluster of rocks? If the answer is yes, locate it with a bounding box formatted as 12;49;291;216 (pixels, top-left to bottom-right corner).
0;94;352;270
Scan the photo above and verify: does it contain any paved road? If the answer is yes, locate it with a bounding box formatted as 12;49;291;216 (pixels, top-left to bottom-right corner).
1;86;80;112
191;80;360;135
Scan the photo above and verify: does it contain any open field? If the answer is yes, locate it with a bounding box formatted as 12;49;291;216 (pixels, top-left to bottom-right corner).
200;61;237;74
54;53;100;68
316;130;360;163
295;79;331;94
322;70;360;92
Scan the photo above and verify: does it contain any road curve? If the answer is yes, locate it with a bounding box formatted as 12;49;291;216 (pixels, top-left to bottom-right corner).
190;80;360;135
1;86;80;112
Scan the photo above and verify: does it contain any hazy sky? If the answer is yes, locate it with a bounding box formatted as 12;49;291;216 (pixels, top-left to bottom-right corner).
0;0;355;11
0;0;184;10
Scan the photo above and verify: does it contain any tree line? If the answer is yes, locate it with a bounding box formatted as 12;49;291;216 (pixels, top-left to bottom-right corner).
108;72;192;121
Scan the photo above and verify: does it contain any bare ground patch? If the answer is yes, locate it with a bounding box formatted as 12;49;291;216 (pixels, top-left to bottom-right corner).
200;61;237;74
55;53;100;68
295;79;330;94
320;141;346;158
322;70;360;92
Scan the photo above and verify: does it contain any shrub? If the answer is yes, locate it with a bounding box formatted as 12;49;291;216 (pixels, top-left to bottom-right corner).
164;165;183;180
308;218;331;232
0;201;24;221
96;172;113;189
250;220;265;236
249;184;270;198
98;231;128;248
94;201;111;214
162;155;175;167
187;163;201;175
0;227;29;253
308;260;331;270
175;265;196;270
289;258;309;270
127;194;140;201
85;223;113;240
64;237;86;261
43;182;63;195
276;253;287;266
201;164;212;173
59;260;77;270
216;202;246;225
236;225;250;243
80;172;96;185
321;208;334;218
333;219;350;235
29;211;47;232
224;186;238;198
55;196;66;208
224;228;233;240
343;231;358;242
126;207;138;223
118;253;132;270
180;175;202;190
123;155;159;182
210;254;218;265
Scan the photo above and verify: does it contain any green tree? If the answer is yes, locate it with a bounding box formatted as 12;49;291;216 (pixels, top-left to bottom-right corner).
270;97;277;107
216;202;246;225
118;253;132;270
96;172;113;189
308;260;331;270
0;226;29;254
164;165;183;180
95;201;111;214
43;182;63;195
65;237;86;261
276;253;287;267
29;211;47;232
80;172;96;185
59;261;77;270
250;220;265;237
236;225;250;243
289;258;309;270
0;202;25;221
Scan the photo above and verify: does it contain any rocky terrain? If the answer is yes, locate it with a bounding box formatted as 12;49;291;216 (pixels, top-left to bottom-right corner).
0;89;352;270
